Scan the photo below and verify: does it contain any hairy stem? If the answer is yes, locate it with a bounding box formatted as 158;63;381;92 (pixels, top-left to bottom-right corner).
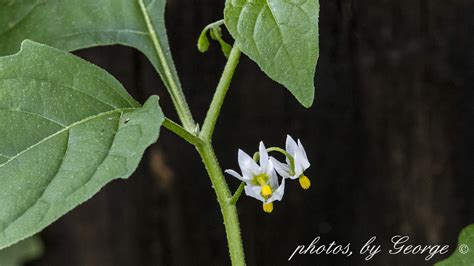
200;45;241;141
159;37;245;266
196;142;246;266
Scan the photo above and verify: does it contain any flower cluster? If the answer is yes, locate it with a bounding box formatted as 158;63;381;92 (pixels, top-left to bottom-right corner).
225;135;311;213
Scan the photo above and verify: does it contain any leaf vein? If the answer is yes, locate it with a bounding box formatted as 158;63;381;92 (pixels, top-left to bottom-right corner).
66;111;123;198
0;108;137;168
0;108;66;128
264;0;294;66
3;131;70;234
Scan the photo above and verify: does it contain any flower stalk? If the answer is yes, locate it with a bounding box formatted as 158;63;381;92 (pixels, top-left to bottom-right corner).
229;182;246;205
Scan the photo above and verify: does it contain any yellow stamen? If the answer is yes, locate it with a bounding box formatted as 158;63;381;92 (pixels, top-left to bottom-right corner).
299;175;311;190
261;185;273;198
262;202;273;213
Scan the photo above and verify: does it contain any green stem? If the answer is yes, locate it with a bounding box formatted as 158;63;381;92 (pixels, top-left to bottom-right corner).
229;182;245;205
266;147;290;157
161;44;245;265
138;0;195;131
162;118;202;145
201;19;225;34
196;142;246;266
147;22;245;264
200;45;241;141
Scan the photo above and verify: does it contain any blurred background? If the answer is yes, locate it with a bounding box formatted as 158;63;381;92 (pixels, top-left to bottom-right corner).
24;0;473;265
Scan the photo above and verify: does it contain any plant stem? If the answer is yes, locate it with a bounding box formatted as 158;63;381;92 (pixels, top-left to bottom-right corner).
138;0;196;131
157;35;245;265
196;142;246;266
200;45;241;141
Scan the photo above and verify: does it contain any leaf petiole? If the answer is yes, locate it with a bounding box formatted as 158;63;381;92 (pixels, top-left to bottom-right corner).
162;118;202;145
138;0;196;131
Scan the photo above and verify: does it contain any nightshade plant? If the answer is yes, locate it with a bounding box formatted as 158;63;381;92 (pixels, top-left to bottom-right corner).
0;0;319;265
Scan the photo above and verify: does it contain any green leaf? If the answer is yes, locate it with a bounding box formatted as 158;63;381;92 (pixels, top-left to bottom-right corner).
0;0;180;95
0;236;43;266
435;224;474;266
224;0;319;107
0;40;164;250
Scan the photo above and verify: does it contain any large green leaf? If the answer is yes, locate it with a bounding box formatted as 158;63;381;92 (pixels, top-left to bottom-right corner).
224;0;319;107
0;0;179;93
0;40;163;250
435;224;474;266
0;236;43;266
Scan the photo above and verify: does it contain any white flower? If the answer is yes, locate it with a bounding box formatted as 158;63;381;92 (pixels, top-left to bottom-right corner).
271;135;312;189
225;142;285;213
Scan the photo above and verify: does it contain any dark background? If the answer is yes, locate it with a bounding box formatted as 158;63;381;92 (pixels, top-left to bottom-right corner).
28;0;473;265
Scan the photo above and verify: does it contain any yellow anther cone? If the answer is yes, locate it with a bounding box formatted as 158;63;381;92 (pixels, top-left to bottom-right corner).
262;202;273;213
299;175;311;190
261;185;272;197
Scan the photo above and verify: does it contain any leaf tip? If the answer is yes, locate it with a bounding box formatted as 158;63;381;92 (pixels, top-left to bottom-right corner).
297;83;315;108
143;95;161;109
301;96;314;108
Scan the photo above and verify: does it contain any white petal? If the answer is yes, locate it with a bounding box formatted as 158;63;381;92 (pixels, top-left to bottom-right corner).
267;178;286;202
286;135;299;157
238;149;260;178
293;153;305;177
300;158;311;171
268;167;279;189
265;159;276;178
225;169;247;182
244;185;265;202
259;141;269;172
271;157;293;179
297;139;311;169
297;139;309;161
